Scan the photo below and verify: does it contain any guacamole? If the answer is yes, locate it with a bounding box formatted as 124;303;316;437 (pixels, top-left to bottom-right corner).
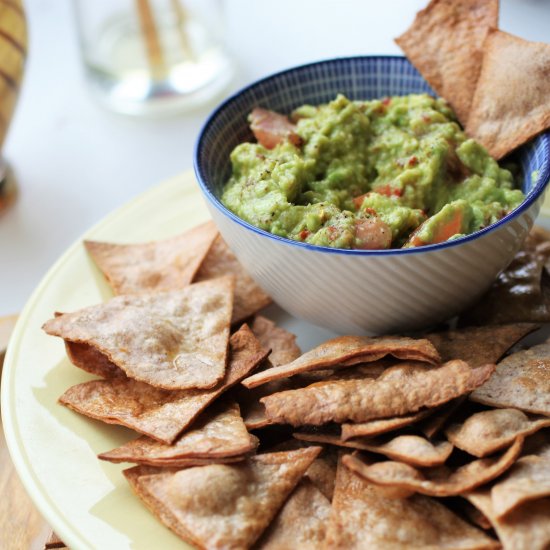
221;94;524;249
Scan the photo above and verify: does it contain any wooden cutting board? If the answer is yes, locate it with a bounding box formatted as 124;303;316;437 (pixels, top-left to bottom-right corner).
0;314;56;550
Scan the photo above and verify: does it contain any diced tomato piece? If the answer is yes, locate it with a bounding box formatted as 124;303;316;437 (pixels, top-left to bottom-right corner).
249;108;301;149
431;209;464;243
407;209;465;247
354;218;392;250
353;193;369;210
374;184;402;197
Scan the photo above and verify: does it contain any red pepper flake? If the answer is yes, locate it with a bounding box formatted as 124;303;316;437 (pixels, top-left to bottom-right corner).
408;156;418;167
382;97;392;106
299;229;310;240
422;114;431;123
327;226;338;241
365;207;377;216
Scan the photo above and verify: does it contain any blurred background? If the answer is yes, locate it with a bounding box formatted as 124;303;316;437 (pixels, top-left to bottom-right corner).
0;0;548;317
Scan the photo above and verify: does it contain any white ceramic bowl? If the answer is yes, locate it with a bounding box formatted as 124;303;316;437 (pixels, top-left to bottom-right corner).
195;56;550;334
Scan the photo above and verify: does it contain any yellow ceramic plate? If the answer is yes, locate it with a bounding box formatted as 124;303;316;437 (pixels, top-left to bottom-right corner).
4;171;548;549
1;171;333;550
2;174;205;550
542;189;550;218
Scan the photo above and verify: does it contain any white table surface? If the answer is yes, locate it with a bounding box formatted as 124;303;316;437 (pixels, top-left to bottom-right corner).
1;0;548;316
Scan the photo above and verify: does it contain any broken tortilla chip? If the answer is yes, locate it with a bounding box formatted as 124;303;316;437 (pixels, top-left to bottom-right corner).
341;409;434;441
64;341;125;379
343;437;522;497
466;490;550;550
445;408;550;458
395;0;498;124
490;454;550;518
242;335;440;389
470;337;550;415
426;323;538;366
325;457;498;549
44;277;234;390
59;325;268;443
466;29;550;159
84;221;218;295
294;432;453;467
251;316;301;367
132;447;321;549
194;235;271;324
99;402;258;466
261;361;494;426
255;478;331;549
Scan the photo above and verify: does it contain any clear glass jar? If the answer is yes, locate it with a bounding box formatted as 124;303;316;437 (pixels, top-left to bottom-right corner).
74;0;234;116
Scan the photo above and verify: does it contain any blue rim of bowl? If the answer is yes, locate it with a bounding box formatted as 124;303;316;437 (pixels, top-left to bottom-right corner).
194;55;550;256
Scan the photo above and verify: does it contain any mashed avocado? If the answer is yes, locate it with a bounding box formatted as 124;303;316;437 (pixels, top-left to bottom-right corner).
221;94;524;249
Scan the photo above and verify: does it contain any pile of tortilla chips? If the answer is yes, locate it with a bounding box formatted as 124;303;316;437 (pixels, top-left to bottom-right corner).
43;219;550;549
396;0;550;159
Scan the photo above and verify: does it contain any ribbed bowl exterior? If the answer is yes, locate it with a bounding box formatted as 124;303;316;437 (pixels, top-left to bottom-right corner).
195;56;550;334
206;197;540;334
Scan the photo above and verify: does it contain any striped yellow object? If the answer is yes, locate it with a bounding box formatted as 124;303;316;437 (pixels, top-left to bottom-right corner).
0;0;26;149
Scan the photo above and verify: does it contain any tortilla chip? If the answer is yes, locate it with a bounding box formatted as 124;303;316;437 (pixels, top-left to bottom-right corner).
84;221;218;295
341;409;434;440
255;479;331;549
426;323;538;366
242;336;441;389
466;29;550;159
460;231;550;326
251;316;301;367
343;437;522;497
59;325;268;443
127;455;251;468
240;377;295;430
124;465;197;543
467;490;550;550
451;498;493;531
99;402;258;465
44;277;234;390
421;321;538;436
194;235;272;324
395;0;498;124
470;337;550;415
445;408;550;458
44;532;68;549
305;448;338;501
261;361;494;426
132;447;321;549
295;432;453;467
418;397;465;439
325;458;499;549
64;341;125;379
490;455;550;518
522;429;550;458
